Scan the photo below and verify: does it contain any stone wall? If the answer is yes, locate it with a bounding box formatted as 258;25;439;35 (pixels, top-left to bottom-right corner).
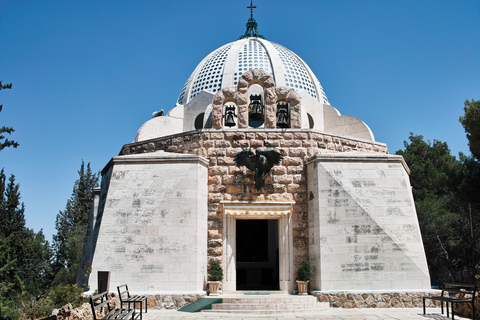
311;291;441;308
145;293;206;310
122;130;387;158
453;295;479;319
307;153;431;291
121;130;388;273
85;152;209;292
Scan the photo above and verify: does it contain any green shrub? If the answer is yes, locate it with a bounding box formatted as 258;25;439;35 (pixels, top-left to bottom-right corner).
296;260;312;282
0;304;21;320
19;294;53;320
207;259;223;281
48;284;86;309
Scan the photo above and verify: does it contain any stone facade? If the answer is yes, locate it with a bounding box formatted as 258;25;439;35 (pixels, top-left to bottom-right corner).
307;154;431;291
117;129;397;289
82;152;209;292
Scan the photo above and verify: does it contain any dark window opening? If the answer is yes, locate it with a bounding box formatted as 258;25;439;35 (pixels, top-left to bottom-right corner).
194;113;204;130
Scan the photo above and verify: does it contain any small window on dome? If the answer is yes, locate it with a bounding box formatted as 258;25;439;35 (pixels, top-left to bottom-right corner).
195;113;205;130
307;113;314;129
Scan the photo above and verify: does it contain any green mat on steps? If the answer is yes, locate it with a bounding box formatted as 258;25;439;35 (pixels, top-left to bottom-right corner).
178;298;222;312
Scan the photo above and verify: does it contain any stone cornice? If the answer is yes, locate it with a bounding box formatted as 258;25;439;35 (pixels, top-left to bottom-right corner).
102;152;209;175
306;153;410;175
120;128;388;156
221;200;295;216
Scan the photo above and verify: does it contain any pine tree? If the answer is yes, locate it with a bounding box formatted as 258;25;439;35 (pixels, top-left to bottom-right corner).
0;170;26;238
0;169;52;310
460;99;480;161
0;81;19;152
52;161;99;285
459;99;480;283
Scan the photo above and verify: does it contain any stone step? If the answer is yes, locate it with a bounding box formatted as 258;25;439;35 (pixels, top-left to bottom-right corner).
221;296;319;304
202;294;329;314
211;302;329;311
204;307;328;314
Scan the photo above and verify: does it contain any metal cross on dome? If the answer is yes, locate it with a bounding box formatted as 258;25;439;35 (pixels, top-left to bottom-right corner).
239;0;264;39
247;0;256;18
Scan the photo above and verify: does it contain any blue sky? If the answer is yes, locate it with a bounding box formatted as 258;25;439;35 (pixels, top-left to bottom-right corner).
1;0;479;241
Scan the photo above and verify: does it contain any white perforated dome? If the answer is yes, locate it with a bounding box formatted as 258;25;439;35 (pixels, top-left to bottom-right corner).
177;37;329;105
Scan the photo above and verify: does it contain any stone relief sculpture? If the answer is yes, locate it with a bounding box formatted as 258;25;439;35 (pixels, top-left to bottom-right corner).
234;148;283;190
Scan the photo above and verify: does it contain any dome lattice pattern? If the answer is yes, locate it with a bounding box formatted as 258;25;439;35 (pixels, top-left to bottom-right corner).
177;38;329;106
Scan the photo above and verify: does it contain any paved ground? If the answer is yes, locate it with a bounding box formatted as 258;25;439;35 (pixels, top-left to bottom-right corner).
143;308;469;320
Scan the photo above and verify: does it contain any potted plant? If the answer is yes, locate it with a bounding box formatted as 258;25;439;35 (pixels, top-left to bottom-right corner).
296;259;312;295
207;258;223;296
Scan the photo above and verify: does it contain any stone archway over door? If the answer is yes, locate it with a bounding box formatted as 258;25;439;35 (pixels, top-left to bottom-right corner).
222;202;294;292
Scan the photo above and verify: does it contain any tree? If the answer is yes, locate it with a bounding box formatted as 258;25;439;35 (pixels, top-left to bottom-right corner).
396;134;477;284
0;169;26;239
460;99;480;161
459;99;480;283
52;161;99;286
0;81;19;152
0;81;52;318
0;170;52;317
0;171;28;295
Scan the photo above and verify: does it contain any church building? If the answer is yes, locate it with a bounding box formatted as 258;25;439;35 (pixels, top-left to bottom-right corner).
79;4;431;298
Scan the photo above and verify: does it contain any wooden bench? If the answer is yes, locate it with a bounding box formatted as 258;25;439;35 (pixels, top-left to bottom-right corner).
423;283;477;320
117;284;147;320
90;291;139;320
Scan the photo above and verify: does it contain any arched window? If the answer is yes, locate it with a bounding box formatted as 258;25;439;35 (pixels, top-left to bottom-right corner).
195;113;204;130
224;103;237;128
248;84;264;128
276;102;290;128
307;113;314;129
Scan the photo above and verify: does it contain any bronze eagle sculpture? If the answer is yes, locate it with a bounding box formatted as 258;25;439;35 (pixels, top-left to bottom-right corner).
234;148;283;190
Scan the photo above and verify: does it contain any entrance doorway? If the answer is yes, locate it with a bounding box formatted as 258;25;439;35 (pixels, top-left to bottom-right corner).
236;219;279;290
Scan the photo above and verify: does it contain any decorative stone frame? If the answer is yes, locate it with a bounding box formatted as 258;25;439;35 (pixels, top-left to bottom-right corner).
212;69;302;129
221;201;295;292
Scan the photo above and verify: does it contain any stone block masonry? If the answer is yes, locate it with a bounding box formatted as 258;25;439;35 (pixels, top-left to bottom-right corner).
80;125;432;302
307;153;431;291
311;291;441;308
145;293;205;310
84;152;209;293
120;129;389;283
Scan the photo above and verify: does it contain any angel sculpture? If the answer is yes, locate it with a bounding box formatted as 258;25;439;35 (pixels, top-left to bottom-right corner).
234;148;283;190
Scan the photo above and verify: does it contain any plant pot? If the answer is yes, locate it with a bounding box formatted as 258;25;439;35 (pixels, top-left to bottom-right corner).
208;281;222;296
296;280;309;295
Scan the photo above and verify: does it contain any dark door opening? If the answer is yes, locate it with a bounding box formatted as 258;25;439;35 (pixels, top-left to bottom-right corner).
236;219;279;290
